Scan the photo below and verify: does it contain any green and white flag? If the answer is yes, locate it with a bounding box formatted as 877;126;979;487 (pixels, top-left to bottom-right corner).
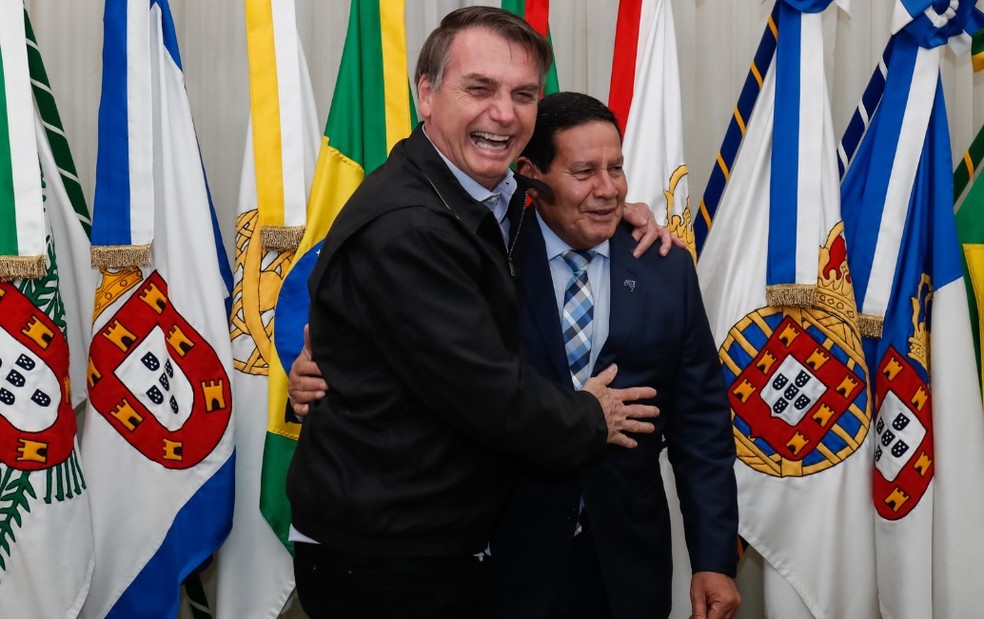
0;6;96;618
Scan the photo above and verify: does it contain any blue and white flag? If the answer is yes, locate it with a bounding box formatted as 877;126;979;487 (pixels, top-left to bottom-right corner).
840;2;984;617
80;1;235;617
698;1;878;617
0;6;96;618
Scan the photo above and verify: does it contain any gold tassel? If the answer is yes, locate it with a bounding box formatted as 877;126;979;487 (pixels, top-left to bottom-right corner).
261;225;305;251
0;254;47;281
859;313;884;339
91;244;152;270
766;284;816;308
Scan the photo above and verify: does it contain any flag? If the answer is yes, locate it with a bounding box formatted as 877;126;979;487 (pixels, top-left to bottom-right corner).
840;4;984;617
692;5;778;254
0;6;95;618
501;0;560;94
697;1;877;617
80;1;235;617
260;0;415;553
954;122;984;400
214;0;320;616
609;0;693;257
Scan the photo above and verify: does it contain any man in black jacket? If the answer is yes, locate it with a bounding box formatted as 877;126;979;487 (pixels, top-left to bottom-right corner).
287;8;663;618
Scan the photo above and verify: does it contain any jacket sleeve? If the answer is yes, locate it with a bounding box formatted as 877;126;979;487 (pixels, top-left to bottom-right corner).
338;210;607;472
665;255;740;576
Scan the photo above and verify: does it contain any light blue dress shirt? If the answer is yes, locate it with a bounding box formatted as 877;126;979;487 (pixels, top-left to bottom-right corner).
428;130;517;245
535;211;611;381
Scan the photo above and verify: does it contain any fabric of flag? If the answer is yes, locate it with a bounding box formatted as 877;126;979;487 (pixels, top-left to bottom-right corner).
840;3;984;617
0;6;96;618
692;4;778;254
697;1;878;617
0;1;44;281
80;1;235;617
955;125;984;398
214;0;319;617
261;0;415;551
609;0;693;257
501;0;560;94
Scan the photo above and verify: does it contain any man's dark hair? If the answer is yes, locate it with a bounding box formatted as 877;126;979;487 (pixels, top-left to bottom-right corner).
521;91;622;172
414;6;553;91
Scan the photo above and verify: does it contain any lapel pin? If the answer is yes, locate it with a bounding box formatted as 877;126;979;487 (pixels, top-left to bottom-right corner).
623;279;636;292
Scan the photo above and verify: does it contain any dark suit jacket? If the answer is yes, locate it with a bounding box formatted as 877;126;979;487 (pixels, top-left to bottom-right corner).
490;218;738;619
288;125;607;558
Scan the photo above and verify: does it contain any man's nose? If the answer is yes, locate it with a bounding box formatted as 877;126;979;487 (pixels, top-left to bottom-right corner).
594;172;618;198
487;92;516;125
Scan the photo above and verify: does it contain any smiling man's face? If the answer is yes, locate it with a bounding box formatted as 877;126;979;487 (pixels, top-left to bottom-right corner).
417;26;542;190
520;120;626;250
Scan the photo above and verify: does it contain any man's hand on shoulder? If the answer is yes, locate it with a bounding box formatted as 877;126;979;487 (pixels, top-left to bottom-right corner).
287;325;329;418
690;571;740;619
581;364;659;448
622;201;688;258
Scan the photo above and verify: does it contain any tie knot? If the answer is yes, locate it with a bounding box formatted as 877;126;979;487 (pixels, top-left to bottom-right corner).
562;249;593;274
483;193;501;207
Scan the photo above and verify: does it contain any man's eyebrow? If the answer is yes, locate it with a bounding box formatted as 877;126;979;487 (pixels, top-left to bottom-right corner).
460;73;497;85
568;160;597;169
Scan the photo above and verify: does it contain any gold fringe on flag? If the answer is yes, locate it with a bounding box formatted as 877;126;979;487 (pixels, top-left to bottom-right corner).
0;254;47;281
261;225;305;251
859;313;884;339
765;283;816;308
91;244;152;270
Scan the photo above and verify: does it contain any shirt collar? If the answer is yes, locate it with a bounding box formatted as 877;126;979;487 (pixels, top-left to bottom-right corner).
535;209;610;261
423;127;516;223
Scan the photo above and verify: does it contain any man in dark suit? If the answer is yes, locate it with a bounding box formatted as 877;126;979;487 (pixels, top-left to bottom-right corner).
489;92;740;619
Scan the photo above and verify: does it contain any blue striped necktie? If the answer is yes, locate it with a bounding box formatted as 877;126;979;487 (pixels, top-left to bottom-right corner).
561;250;594;389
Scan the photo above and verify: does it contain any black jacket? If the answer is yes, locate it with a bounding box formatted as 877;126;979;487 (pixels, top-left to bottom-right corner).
287;125;607;558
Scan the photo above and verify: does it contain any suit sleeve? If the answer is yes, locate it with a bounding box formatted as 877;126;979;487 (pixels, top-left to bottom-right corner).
342;212;607;472
666;256;740;576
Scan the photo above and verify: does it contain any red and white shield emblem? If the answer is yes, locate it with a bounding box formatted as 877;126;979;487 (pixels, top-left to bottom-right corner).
88;271;231;469
0;283;75;471
873;346;933;520
729;315;865;462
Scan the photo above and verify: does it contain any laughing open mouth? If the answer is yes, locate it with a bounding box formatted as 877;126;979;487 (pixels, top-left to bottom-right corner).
471;131;511;151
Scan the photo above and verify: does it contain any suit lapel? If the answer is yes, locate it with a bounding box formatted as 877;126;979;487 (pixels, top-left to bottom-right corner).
516;217;571;384
597;226;641;371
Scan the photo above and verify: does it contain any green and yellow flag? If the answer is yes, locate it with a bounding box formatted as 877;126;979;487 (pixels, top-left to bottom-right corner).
955;122;984;403
261;0;416;549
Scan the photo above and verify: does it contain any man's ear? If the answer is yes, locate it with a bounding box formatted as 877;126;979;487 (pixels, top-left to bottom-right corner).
516;156;536;177
417;77;433;120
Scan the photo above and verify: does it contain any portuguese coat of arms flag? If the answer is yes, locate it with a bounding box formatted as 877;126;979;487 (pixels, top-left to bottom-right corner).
80;1;235;617
697;1;877;617
840;2;984;617
0;5;96;618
